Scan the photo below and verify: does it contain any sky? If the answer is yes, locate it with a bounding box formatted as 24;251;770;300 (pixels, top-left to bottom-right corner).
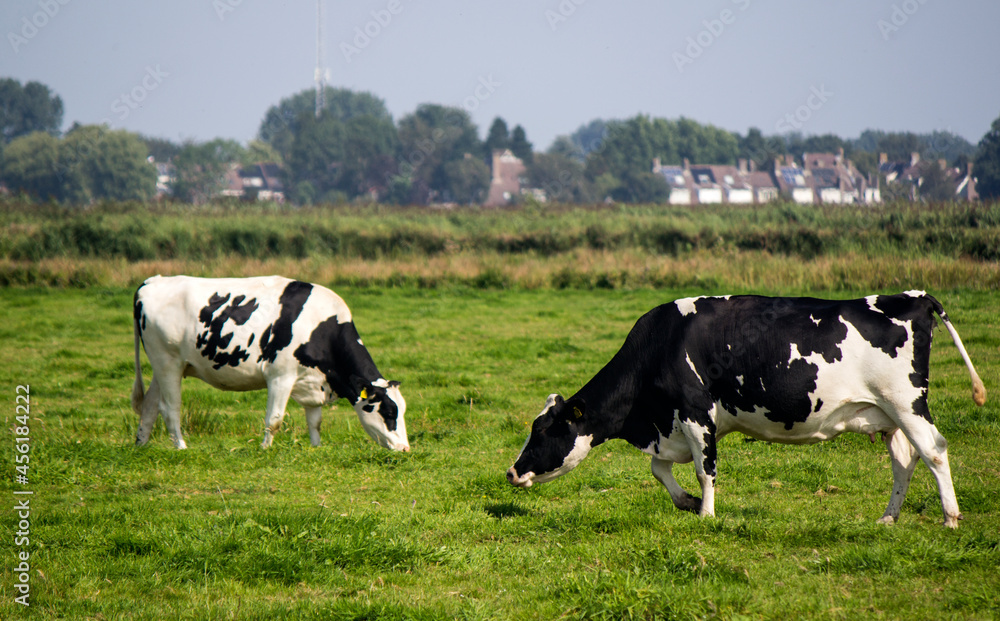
3;0;999;152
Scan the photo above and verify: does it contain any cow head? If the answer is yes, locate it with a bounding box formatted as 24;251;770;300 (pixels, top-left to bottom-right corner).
352;376;409;452
506;394;594;488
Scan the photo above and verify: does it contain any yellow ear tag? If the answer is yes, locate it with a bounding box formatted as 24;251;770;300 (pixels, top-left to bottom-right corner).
360;388;368;400
573;407;583;419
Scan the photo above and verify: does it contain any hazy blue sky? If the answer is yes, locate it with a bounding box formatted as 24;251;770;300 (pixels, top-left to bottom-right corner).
4;0;999;150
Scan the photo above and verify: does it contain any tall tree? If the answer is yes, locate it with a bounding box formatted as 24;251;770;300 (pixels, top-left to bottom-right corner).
258;87;392;161
973;115;1000;200
484;117;509;158
527;152;594;203
171;139;246;204
1;126;155;203
443;156;490;204
509;125;533;165
286;111;398;202
0;131;61;200
397;104;481;203
61;125;156;202
0;79;64;143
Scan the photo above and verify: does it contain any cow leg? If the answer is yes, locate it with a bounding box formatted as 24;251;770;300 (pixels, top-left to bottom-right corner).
651;458;701;513
261;378;295;449
156;369;187;450
680;407;718;518
305;406;323;447
135;374;162;446
895;419;961;528
878;428;920;525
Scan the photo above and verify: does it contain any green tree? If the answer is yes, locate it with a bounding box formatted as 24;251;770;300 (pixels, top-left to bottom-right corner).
258;87;392;161
60;125;156;202
878;133;922;162
973;115;1000;200
527;152;593;203
172;139;245;203
0;78;64;143
141;135;181;163
559;119;608;162
0;131;61;199
443;156;490;204
0;126;156;203
738;127;778;169
509;125;533;165
916;162;955;202
287;112;398;202
484;117;509;158
240;140;282;168
397;104;482;203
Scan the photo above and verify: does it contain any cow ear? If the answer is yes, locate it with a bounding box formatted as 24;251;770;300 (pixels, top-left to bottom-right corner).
563;396;586;421
388;380;401;389
350;375;372;400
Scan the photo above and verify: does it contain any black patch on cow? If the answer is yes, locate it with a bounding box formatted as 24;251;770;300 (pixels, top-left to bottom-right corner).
258;281;313;363
196;293;259;370
293;317;398;430
683;297;848;430
841;297;910;357
133;296;145;333
701;431;717;478
512;397;583;479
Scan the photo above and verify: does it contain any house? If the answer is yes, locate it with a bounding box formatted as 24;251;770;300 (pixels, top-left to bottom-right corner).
880;152;976;202
802;149;875;204
220;163;286;202
653;158;781;205
147;156;175;197
485;149;528;206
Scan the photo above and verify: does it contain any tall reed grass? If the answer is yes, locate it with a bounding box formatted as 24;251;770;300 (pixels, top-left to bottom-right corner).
2;199;997;291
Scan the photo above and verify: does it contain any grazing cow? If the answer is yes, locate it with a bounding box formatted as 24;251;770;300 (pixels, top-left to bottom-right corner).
132;275;409;451
508;292;985;528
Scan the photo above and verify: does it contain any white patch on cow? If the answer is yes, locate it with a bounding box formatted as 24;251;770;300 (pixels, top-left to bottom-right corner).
904;289;926;298
865;295;881;312
372;378;389;388
685;353;704;384
809;314;821;326
675;297;702;316
720;315;921;445
736;375;744;386
357;338;364;346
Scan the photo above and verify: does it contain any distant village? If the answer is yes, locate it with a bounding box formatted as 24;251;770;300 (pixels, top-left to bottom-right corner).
153;148;979;207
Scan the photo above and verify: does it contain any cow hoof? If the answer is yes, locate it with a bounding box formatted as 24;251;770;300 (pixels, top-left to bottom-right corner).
876;515;896;525
676;494;702;514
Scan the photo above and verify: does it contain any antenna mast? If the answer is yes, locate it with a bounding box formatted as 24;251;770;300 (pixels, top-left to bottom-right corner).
315;0;327;117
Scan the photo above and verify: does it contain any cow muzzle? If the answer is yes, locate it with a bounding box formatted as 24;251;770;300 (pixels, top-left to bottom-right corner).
506;467;533;488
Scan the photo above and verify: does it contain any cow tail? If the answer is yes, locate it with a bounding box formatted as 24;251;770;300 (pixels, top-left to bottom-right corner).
926;294;986;406
131;303;146;416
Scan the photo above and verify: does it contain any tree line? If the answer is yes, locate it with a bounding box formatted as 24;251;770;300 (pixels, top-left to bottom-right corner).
2;77;999;205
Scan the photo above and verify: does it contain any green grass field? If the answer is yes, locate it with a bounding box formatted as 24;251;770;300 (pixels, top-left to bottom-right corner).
2;282;999;620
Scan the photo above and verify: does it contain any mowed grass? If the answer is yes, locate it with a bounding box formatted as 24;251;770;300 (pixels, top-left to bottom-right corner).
1;285;999;620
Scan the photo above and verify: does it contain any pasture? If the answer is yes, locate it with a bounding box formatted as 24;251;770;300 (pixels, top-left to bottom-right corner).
2;281;999;620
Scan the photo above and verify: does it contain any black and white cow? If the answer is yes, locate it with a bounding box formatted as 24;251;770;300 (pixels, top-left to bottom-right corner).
508;292;985;528
132;275;409;451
